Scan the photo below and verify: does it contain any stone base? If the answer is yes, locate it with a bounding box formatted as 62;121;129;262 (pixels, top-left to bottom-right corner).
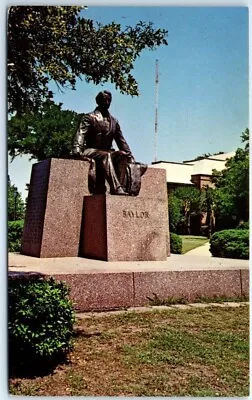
21;158;90;258
8;252;249;312
80;194;168;261
21;158;170;259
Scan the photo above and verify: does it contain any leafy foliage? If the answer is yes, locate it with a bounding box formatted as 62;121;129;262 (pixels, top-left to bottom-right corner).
8;220;24;252
8;6;168;114
211;129;249;229
200;186;216;237
8;276;75;376
168;192;182;233
8;100;81;160
170;232;182;254
8;175;25;220
168;186;202;235
209;229;249;259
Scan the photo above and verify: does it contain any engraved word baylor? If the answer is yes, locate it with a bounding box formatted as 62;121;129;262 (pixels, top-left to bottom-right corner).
123;210;149;219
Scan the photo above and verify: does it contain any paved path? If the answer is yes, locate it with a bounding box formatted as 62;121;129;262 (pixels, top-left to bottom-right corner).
76;302;249;319
185;242;211;257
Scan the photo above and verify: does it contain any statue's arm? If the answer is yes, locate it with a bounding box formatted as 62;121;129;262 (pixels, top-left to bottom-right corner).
114;121;135;162
71;114;90;156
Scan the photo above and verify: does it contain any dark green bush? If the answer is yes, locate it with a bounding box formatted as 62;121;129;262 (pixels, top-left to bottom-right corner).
8;276;75;375
8;219;24;252
210;229;249;259
170;232;182;254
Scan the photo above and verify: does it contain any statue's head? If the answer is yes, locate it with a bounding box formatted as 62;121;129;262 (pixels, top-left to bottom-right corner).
96;90;112;110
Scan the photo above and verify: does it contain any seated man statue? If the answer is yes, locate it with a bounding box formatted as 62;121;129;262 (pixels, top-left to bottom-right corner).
71;90;147;196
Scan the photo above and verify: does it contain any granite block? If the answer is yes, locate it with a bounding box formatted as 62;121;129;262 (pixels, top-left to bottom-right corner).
8;263;248;312
240;269;249;295
139;167;170;256
80;194;169;261
81;196;107;260
22;158;91;258
139;167;167;200
133;270;242;306
53;272;134;311
21;160;51;257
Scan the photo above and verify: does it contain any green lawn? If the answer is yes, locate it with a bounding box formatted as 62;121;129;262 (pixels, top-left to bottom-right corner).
181;235;209;254
9;305;249;397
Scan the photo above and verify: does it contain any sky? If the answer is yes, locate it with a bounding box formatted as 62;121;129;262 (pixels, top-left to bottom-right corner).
7;5;249;201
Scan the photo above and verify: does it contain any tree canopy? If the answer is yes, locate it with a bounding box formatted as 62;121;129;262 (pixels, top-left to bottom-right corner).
8;100;81;160
8;6;168;114
211;128;249;228
168;186;202;235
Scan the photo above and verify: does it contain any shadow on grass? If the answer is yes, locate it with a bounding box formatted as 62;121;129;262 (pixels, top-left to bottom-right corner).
8;351;71;379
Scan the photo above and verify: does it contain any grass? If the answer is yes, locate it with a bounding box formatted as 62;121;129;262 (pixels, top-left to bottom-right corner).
9;305;249;397
181;235;209;253
146;293;249;306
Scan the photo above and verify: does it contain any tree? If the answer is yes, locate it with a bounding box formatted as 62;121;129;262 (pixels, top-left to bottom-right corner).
8;6;168;114
168;192;182;233
201;186;216;237
8;176;25;221
8;100;81;160
211;128;249;229
168;186;202;235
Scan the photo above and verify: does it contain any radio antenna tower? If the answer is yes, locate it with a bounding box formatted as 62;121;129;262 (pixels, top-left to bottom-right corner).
154;59;159;162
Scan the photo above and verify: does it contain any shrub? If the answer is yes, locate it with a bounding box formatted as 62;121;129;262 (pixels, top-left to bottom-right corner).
210;229;249;259
8;219;24;252
8;276;75;375
170;232;182;254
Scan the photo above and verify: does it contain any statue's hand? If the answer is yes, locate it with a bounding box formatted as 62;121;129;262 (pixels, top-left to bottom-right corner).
128;155;136;163
117;150;135;163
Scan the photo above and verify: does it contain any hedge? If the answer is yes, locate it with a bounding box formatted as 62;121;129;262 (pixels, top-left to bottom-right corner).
209;229;249;259
170;232;182;254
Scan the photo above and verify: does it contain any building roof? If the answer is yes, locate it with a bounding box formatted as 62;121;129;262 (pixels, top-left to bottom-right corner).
149;151;235;184
150;162;194;185
183;151;235;164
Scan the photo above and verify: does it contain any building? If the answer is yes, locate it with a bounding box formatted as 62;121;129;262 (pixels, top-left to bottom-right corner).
149;151;235;235
149;151;235;191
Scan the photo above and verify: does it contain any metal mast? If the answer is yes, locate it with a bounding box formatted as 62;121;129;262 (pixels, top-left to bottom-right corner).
154;59;159;162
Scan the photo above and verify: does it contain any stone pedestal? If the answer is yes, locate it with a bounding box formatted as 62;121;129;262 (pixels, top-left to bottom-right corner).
21;158;90;257
80;194;168;261
21;158;170;259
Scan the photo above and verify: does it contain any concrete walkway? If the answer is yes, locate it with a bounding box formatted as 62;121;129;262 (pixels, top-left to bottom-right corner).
186;242;211;257
76;302;249;319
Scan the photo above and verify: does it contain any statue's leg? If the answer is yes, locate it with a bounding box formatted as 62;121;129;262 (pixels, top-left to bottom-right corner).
95;162;107;194
111;151;129;192
83;149;127;195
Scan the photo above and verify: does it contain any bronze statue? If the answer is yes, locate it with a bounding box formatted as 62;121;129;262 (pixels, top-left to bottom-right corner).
71;90;147;195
